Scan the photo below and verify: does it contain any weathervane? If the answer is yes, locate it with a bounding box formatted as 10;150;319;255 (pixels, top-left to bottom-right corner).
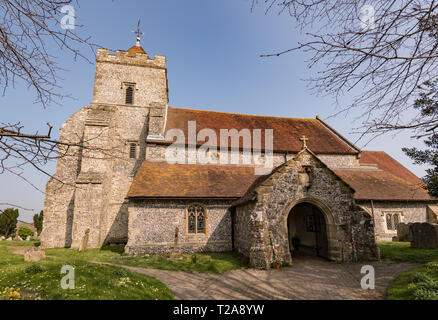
132;19;144;46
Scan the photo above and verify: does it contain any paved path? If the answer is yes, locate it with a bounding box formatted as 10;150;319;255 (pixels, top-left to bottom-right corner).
96;256;417;300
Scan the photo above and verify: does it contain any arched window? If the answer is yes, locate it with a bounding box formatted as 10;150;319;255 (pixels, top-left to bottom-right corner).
385;212;402;231
186;204;207;234
386;213;393;230
125;86;134;104
393;214;399;230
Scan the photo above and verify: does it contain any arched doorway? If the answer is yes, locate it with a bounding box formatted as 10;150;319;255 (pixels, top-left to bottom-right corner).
287;202;329;259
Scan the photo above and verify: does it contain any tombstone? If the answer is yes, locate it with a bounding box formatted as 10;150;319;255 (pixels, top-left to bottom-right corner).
410;223;438;249
397;223;413;242
0;236;5;241
169;227;183;260
6;237;12;241
13;228;20;241
79;228;90;252
26;236;31;241
24;247;46;262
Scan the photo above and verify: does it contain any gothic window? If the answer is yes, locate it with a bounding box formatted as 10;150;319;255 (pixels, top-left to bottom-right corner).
188;211;196;234
385;212;402;231
386;213;392;230
393;214;400;229
186;204;207;234
129;143;137;159
125;85;134;105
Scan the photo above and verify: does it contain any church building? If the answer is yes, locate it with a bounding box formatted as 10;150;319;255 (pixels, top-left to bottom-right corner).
40;37;437;269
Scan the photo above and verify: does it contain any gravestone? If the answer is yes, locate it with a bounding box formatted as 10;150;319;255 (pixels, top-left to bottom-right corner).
0;236;5;241
6;237;12;241
410;223;438;249
24;247;46;262
13;228;20;241
397;223;412;242
169;227;183;260
26;236;31;241
79;228;90;252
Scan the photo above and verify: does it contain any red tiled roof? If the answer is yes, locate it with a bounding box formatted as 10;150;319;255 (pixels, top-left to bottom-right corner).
359;151;424;187
127;45;146;55
128;161;259;198
160;107;358;154
334;169;434;201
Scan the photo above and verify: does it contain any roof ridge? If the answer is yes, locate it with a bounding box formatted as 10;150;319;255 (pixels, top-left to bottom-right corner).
168;106;317;121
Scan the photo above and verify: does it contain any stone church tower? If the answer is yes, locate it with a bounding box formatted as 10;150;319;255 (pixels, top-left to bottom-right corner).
41;38;168;248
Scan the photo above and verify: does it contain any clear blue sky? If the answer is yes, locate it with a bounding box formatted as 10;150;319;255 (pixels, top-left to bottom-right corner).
0;0;427;222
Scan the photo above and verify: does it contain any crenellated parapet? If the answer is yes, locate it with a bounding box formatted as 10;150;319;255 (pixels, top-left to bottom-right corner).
96;48;166;69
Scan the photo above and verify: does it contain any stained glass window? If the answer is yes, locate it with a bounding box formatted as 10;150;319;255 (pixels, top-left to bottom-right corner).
386;213;393;230
187;205;206;234
197;211;205;233
188;211;196;234
385;212;401;230
393;214;399;230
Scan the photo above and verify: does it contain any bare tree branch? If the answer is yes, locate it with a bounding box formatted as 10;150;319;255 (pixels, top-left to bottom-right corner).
254;0;438;139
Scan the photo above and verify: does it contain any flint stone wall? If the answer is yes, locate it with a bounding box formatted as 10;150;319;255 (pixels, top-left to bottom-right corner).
41;47;168;249
125;199;233;255
234;150;379;269
359;201;428;242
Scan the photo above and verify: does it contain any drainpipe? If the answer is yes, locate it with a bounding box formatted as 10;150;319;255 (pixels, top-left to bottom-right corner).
370;200;377;237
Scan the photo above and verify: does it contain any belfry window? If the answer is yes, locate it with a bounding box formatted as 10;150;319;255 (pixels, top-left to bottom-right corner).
129;143;137;159
187;204;207;234
125;86;134;105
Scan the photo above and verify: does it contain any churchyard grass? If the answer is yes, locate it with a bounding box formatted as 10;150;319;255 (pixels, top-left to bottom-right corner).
379;242;438;300
0;241;174;300
45;245;249;274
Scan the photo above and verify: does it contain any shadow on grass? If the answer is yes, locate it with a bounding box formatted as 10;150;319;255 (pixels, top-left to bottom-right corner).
101;244;125;254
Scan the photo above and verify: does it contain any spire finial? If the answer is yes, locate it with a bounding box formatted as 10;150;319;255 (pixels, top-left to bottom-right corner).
132;19;144;46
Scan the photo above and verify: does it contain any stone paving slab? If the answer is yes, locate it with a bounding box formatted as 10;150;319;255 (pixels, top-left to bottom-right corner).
95;256;417;300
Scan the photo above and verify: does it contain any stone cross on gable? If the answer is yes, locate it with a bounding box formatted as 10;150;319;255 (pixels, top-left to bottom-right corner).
300;135;309;149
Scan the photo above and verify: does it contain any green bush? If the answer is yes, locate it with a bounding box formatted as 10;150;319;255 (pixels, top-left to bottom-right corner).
112;268;129;277
25;264;45;274
18;226;34;239
408;272;438;300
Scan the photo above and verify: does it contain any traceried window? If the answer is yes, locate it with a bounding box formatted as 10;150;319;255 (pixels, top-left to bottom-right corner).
187;205;207;234
129;143;137;159
125;85;134;105
385;212;402;231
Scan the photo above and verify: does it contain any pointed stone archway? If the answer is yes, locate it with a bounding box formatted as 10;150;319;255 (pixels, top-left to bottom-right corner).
287;202;328;259
281;197;342;263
